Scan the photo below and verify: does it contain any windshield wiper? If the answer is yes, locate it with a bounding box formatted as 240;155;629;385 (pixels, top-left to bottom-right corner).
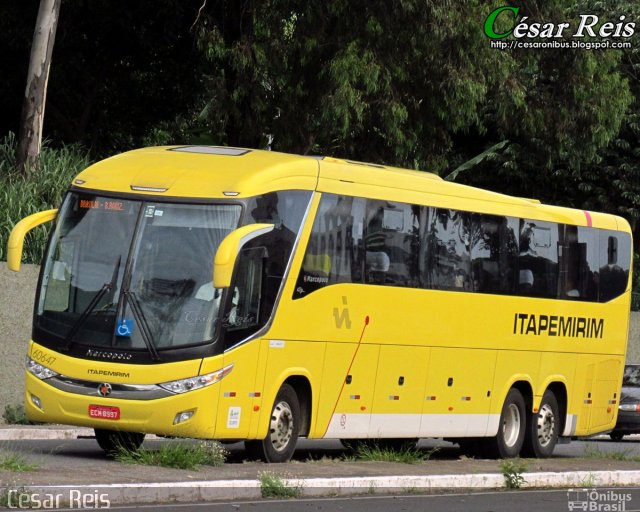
124;291;161;361
61;255;121;351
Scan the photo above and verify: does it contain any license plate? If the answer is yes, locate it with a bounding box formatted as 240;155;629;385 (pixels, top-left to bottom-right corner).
88;405;120;420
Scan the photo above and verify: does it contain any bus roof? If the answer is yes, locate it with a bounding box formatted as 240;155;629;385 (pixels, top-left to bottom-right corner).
72;146;629;232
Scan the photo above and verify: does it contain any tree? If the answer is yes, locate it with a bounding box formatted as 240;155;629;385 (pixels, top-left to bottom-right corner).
193;0;519;171
16;0;61;174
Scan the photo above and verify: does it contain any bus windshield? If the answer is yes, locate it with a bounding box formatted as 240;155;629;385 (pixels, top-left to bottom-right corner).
35;192;241;352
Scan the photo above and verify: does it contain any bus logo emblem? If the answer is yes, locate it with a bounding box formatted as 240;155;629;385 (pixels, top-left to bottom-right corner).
333;296;352;329
98;383;112;397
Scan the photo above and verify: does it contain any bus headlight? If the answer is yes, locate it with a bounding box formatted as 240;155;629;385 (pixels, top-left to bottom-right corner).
26;357;59;380
159;364;234;394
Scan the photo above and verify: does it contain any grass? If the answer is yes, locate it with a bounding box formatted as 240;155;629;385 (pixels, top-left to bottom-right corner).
583;443;640;461
115;440;227;470
0;487;32;508
500;458;528;489
0;132;90;263
258;471;303;499
0;451;38;472
2;404;33;425
344;441;437;464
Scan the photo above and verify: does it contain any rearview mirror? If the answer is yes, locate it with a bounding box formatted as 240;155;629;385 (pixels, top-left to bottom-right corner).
213;223;274;289
7;209;58;272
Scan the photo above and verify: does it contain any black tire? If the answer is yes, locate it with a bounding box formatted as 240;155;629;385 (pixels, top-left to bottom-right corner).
94;429;145;456
245;383;300;463
610;431;624;442
482;388;526;458
522;390;559;458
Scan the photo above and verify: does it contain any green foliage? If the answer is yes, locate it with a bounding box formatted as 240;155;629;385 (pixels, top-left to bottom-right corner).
345;441;437;464
115;441;227;470
0;447;38;472
0;133;89;263
500;458;528;489
0;488;32;508
2;404;32;426
258;471;303;499
194;0;526;171
583;443;640;461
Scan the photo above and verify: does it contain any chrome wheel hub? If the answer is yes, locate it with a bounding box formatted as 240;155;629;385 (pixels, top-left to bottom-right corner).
537;403;555;447
269;400;293;452
503;403;521;448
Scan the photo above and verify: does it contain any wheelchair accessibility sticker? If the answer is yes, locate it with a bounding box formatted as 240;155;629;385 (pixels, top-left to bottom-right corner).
116;319;135;337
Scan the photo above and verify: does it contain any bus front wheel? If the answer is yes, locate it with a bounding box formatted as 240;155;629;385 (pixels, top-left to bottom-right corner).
94;429;145;456
245;383;300;463
522;390;559;458
483;388;526;458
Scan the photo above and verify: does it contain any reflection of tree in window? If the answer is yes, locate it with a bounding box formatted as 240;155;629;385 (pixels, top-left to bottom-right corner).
517;220;559;298
425;209;470;290
470;215;518;294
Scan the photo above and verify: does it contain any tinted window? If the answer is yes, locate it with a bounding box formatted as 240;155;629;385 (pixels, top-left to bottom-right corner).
423;209;471;291
294;194;631;305
224;190;311;347
560;226;599;301
470;214;519;294
598;230;631;302
293;194;365;299
518;219;559;298
623;365;640;387
364;200;420;287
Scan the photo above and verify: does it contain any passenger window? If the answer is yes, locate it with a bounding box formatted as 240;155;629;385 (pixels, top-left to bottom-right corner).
470;214;518;294
518;220;559;298
364;200;420;287
293;194;365;299
423;209;471;291
598;231;631;302
559;226;598;301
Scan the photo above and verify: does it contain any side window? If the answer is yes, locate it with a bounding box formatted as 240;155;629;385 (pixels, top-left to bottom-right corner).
598;230;631;302
293;194;365;299
423;209;471;290
225;247;265;332
470;214;518;294
559;226;598;301
518;220;559;298
224;190;311;348
364;200;421;287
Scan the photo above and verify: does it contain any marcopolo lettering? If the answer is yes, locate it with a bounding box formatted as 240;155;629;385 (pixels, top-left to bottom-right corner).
513;313;604;339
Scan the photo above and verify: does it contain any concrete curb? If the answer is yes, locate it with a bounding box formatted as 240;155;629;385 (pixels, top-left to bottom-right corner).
0;428;94;441
10;471;640;506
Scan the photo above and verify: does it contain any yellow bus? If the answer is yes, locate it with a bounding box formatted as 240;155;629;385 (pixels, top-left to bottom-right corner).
8;146;633;461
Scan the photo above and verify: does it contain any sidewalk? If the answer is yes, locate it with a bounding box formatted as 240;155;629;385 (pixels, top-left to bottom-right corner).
1;426;639;506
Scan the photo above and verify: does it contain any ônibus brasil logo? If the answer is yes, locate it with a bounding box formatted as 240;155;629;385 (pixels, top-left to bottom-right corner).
484;6;635;49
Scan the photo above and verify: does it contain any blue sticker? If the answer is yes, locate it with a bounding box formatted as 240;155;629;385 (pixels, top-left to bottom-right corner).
116;318;134;337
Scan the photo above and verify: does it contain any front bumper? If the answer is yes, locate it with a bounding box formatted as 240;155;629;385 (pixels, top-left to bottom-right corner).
25;372;219;438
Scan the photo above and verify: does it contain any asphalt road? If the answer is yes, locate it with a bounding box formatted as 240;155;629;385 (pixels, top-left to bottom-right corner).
51;488;640;512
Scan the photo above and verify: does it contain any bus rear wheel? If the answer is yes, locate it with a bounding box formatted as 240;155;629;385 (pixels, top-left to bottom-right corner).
94;429;145;456
245;383;300;463
483;388;526;458
522;390;559;458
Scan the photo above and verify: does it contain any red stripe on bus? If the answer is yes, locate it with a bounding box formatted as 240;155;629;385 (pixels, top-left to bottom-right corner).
584;210;592;227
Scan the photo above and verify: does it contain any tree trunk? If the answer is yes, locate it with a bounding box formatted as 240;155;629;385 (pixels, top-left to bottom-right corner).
16;0;61;174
